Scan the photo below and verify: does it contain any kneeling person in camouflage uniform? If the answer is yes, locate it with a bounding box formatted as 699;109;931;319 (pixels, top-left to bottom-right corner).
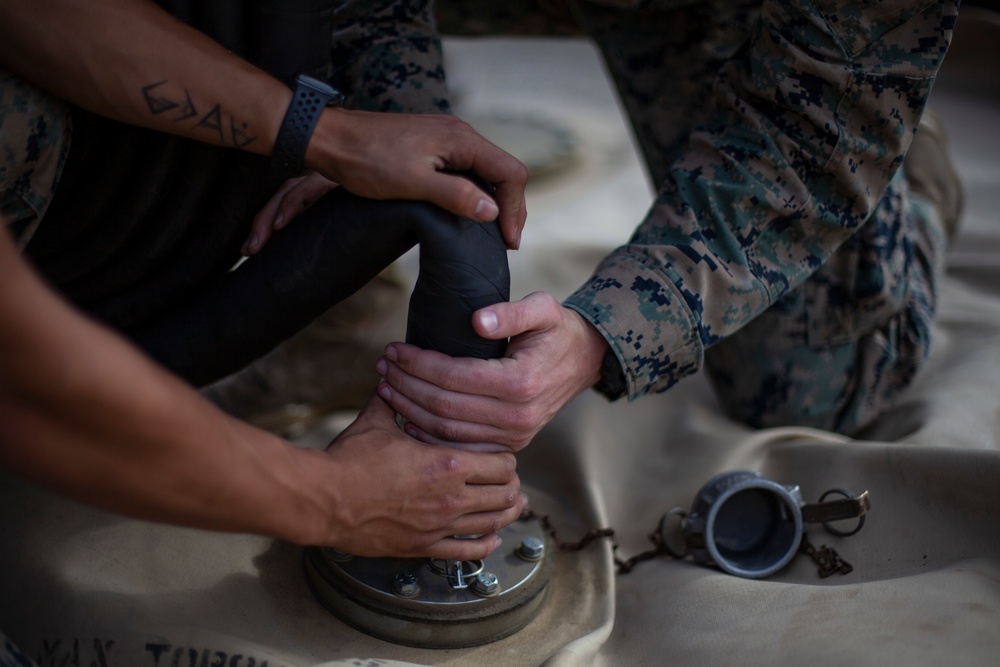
377;0;964;447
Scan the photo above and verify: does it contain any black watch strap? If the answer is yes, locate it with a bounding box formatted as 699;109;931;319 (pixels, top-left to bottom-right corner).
594;347;627;401
271;74;344;178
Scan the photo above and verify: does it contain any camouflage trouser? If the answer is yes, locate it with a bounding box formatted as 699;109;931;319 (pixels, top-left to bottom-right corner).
0;630;35;667
0;70;71;248
704;175;944;433
437;0;948;434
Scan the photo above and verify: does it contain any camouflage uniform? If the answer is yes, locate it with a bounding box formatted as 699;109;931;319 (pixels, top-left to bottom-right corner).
438;0;957;434
330;0;451;113
0;70;71;248
0;630;34;667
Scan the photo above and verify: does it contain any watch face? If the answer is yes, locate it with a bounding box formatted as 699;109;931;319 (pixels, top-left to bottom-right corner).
295;74;343;106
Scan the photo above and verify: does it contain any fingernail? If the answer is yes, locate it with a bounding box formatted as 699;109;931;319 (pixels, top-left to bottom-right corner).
375;357;387;376
248;234;259;250
474;198;499;221
274;213;285;229
477;310;499;333
377;382;391;401
385;345;398;361
404;423;418;438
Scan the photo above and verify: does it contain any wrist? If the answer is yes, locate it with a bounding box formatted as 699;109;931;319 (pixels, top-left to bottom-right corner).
303;105;358;182
271;74;344;178
303;107;342;175
568;309;625;401
217;418;334;545
566;308;611;390
275;442;361;547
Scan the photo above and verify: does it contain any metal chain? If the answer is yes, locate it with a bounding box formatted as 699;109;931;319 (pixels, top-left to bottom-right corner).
521;508;618;553
614;528;674;574
521;509;856;578
799;533;854;577
520;509;679;574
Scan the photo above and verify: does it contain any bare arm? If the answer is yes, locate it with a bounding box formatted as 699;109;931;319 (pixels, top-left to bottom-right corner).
0;0;527;246
0;227;524;558
0;0;287;155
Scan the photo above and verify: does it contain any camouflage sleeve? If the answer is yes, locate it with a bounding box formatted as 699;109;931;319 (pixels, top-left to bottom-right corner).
0;629;36;666
563;0;958;400
0;70;72;248
330;0;450;114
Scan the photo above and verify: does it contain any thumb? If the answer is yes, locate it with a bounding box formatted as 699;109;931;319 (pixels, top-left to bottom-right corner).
472;291;563;340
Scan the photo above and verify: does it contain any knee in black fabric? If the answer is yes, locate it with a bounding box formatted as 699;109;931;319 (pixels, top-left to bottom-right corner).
134;179;509;386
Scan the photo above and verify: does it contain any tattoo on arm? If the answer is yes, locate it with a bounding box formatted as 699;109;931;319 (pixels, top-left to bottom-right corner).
140;80;258;148
195;104;224;142
175;91;198;122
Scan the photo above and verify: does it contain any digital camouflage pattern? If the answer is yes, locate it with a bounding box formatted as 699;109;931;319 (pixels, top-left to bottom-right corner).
0;70;71;248
438;0;956;433
330;0;451;114
0;631;34;667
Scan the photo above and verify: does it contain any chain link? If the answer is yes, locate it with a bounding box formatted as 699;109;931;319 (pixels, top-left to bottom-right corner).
521;509;856;578
799;534;855;577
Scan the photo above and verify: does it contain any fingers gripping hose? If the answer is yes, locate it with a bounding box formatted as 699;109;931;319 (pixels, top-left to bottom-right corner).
132;185;510;387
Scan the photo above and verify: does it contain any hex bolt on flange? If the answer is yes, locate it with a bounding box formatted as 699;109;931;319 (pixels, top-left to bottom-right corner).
323;547;353;563
517;536;545;561
472;571;500;598
392;572;421;598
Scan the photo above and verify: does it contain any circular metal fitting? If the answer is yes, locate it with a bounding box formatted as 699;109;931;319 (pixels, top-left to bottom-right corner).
303;515;553;649
818;487;867;537
681;470;804;579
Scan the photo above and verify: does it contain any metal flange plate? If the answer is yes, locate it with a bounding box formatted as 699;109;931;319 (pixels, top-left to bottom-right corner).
303;515;553;649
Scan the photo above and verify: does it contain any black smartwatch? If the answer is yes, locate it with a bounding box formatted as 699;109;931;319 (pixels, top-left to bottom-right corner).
271;74;344;178
594;347;627;401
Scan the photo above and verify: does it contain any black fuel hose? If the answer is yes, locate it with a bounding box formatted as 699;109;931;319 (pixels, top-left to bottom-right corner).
131;185;510;388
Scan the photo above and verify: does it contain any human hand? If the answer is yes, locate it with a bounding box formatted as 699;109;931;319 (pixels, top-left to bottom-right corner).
318;392;527;559
242;172;338;256
307;109;528;249
375;292;610;451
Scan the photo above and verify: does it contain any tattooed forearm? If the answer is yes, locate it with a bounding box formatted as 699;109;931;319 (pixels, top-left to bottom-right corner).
140;80;258;148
